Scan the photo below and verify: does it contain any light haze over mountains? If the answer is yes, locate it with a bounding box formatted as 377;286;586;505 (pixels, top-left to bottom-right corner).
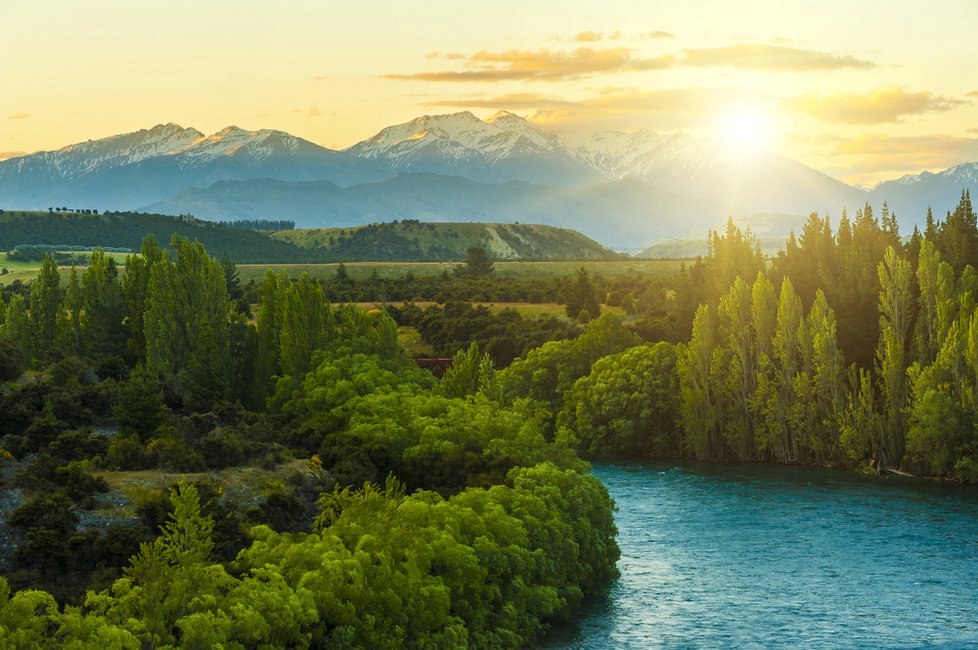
1;112;975;248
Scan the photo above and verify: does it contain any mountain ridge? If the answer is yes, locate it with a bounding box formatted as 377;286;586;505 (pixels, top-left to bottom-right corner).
2;114;976;248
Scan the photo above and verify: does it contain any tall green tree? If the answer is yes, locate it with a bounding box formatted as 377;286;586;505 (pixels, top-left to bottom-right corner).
29;254;61;359
278;273;333;381
565;267;601;323
876;246;914;466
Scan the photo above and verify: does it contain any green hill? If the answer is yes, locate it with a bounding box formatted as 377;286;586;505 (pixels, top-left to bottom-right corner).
0;210;316;263
271;220;621;261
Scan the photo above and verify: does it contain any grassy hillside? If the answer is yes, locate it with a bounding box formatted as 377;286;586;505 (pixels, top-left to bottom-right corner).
270;220;621;261
0;210;317;263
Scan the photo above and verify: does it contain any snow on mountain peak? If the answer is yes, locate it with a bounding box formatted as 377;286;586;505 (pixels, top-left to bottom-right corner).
347;110;561;163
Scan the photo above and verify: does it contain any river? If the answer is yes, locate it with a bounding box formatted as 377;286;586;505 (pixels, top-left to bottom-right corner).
542;462;978;648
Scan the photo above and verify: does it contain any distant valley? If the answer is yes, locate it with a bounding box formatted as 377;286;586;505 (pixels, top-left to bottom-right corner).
2;112;976;249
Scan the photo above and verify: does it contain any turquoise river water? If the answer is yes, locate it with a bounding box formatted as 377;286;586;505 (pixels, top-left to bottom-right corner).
542;462;978;649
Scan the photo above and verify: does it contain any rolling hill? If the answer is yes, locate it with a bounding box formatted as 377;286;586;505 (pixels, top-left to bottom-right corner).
271;221;621;261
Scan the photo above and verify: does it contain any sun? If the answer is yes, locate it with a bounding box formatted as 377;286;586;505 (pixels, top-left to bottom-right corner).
715;106;775;159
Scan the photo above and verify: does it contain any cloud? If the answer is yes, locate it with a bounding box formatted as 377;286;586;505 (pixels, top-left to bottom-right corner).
683;44;875;71
967;90;978;98
307;107;322;117
386;47;675;83
641;31;675;40
0;151;27;160
784;87;966;124
427;86;771;128
312;75;330;81
573;31;602;42
7;113;30;120
803;133;978;185
426;92;578;110
825;134;978;157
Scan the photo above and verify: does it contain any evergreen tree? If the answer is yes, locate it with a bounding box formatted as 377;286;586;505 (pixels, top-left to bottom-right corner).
565;267;601;322
458;247;494;277
114;365;167;439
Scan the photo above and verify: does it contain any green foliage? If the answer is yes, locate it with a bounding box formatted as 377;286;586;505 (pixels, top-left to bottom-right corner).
497;312;640;417
678;274;847;463
559;342;680;457
0;336;25;382
437;342;496;399
565;266;601;322
29;255;60;358
113;365;167;439
458;246;495;277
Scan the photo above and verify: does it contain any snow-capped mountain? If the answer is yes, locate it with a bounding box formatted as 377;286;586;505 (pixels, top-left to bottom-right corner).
0;123;203;180
0;124;388;210
344;111;596;185
2;112;972;246
870;163;978;225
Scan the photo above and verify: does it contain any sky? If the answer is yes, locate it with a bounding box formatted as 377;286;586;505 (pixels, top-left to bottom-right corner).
2;0;977;187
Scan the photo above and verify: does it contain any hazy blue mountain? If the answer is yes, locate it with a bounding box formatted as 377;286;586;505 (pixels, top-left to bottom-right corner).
869;163;978;227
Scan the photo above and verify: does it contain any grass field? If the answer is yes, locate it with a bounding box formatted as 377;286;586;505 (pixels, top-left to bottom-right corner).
0;257;687;286
0;252;132;286
236;259;687;283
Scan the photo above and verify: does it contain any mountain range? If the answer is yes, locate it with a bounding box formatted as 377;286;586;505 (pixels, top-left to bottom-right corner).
2;112;976;248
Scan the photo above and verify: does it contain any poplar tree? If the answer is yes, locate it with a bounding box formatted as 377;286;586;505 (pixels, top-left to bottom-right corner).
255;269;284;400
29;254;61;358
55;267;84;356
876;246;914;465
123;235;163;360
278;273;332;381
4;295;31;364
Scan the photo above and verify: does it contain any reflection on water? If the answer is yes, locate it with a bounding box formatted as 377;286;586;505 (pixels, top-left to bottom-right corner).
542;462;978;649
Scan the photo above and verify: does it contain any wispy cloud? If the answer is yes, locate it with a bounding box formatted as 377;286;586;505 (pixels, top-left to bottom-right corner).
967;90;978;98
428;86;770;128
641;31;675;40
7;113;30;120
784;86;965;124
822;134;978;160
386;47;675;83
799;132;978;185
572;30;622;42
683;44;874;71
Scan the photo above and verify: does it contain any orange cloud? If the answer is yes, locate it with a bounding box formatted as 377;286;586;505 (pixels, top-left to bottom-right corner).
573;31;604;42
386;47;675;83
967;90;978;98
684;44;874;70
642;31;675;40
785;87;965;124
0;151;27;160
7;113;30;120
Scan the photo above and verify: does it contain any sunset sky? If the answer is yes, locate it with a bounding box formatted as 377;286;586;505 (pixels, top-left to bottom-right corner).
3;0;977;187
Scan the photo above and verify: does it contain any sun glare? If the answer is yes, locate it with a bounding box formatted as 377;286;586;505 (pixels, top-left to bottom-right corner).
716;107;774;159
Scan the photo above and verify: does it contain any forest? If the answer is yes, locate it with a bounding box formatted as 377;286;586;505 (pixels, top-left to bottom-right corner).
1;191;977;645
0;235;618;647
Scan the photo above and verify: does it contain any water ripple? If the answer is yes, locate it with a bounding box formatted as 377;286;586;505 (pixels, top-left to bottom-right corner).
541;462;978;649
